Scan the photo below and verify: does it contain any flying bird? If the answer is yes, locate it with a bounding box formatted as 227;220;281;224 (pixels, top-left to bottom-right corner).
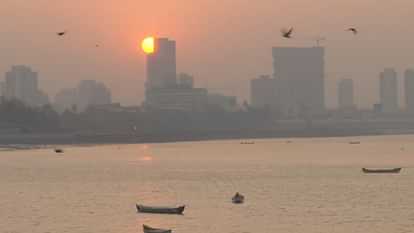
57;31;67;36
347;28;358;35
281;27;294;38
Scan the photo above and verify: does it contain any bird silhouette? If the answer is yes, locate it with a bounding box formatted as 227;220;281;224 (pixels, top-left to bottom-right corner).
347;28;358;35
57;31;67;36
281;27;294;38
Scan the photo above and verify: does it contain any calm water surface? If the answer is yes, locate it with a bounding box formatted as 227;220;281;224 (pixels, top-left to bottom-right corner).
1;135;414;233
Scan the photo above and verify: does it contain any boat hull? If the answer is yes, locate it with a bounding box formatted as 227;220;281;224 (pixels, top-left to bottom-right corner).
362;168;402;174
232;195;245;204
143;225;172;233
136;204;185;214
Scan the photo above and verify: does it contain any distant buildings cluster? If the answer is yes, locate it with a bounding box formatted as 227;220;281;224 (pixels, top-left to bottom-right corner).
0;66;112;113
251;47;325;118
0;65;49;107
250;46;414;117
54;80;112;112
144;37;238;112
375;68;414;114
4;38;414;119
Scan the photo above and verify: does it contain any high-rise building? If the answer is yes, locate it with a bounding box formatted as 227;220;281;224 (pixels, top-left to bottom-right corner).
272;47;325;117
250;75;277;108
55;80;112;112
76;80;112;111
144;38;208;112
178;73;194;88
379;68;398;113
3;65;49;107
0;82;5;98
54;88;77;112
404;69;414;113
146;38;177;90
337;78;355;110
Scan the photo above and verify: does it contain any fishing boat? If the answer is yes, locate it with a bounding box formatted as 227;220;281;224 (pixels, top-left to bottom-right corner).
54;148;64;153
232;193;245;204
362;168;402;174
136;204;185;214
143;225;172;233
240;141;255;145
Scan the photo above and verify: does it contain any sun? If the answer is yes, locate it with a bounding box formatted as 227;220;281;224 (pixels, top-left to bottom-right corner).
142;36;155;54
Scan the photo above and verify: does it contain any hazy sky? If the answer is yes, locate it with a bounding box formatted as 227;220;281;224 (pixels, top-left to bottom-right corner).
2;0;414;108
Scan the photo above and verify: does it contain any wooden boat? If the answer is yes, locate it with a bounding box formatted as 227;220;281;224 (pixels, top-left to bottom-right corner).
240;141;255;145
54;148;64;153
232;193;245;204
136;204;185;214
362;168;402;174
143;225;172;233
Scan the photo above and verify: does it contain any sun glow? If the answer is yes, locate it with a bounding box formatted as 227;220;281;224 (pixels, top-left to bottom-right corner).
142;36;155;54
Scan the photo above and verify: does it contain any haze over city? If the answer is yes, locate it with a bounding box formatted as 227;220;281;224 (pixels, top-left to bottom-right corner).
2;0;414;107
4;2;414;233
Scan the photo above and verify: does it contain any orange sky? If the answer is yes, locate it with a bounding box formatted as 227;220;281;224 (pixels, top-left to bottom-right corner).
1;0;414;107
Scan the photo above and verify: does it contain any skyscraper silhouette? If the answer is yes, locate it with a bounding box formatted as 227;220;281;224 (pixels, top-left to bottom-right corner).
272;47;325;117
379;68;399;113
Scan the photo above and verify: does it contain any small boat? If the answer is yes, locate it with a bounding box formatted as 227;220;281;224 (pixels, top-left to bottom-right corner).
240;141;255;145
54;148;64;153
362;168;402;174
136;204;185;214
143;225;172;233
232;193;245;204
349;141;361;145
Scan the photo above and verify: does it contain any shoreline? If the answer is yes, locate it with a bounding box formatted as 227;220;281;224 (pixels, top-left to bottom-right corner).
0;128;409;147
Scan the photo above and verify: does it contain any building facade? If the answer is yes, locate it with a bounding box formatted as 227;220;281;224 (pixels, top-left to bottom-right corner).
145;38;177;90
144;37;210;112
272;47;325;117
54;80;112;112
3;65;49;107
250;75;277;108
337;78;355;110
404;69;414;113
145;87;208;112
379;68;399;113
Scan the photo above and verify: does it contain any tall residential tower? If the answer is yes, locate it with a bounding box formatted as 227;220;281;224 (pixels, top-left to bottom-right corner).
146;38;177;90
272;47;325;117
379;68;398;113
144;37;208;112
404;69;414;113
337;78;355;110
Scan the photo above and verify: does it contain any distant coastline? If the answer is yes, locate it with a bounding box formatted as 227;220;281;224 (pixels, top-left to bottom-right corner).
1;127;410;146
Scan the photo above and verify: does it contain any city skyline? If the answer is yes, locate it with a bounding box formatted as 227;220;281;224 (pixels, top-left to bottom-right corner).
4;60;414;112
2;1;414;107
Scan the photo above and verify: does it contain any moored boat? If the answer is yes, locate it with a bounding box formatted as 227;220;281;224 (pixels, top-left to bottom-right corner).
136;204;185;214
362;168;402;174
143;225;172;233
232;192;245;204
240;141;255;145
54;148;64;153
